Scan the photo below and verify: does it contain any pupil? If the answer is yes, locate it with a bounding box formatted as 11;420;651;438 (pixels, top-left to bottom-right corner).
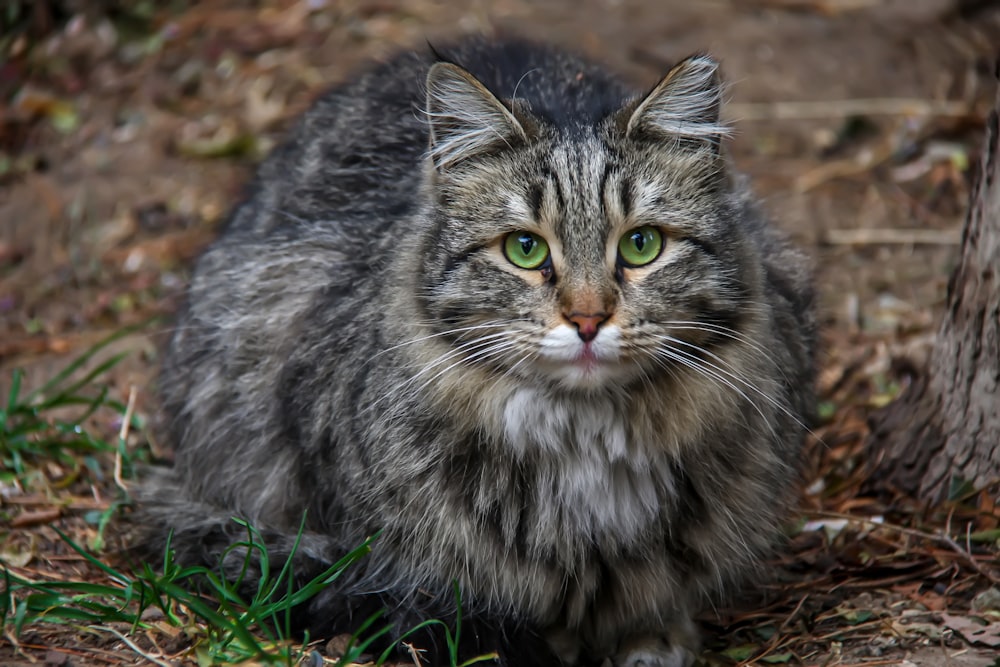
632;232;645;252
520;236;534;256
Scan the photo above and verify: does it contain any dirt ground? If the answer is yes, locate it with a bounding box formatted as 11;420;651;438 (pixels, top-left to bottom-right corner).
3;0;1000;665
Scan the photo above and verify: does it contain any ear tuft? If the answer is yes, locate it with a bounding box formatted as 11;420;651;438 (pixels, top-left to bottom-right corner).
425;62;527;171
626;55;730;144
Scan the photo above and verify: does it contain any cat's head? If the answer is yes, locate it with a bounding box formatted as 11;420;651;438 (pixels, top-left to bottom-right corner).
416;54;762;392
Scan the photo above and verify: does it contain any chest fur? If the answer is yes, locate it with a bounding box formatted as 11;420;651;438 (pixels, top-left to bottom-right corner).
498;388;675;544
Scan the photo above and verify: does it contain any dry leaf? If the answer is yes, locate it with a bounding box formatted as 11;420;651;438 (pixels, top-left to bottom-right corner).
940;613;1000;648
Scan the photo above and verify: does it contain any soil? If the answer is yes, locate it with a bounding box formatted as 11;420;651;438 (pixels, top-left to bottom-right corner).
2;1;1000;666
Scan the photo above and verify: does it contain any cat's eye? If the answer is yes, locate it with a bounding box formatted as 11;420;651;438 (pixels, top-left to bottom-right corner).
503;231;550;270
617;226;663;268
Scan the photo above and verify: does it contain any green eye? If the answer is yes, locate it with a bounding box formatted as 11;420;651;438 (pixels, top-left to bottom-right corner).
617;226;663;268
503;231;550;270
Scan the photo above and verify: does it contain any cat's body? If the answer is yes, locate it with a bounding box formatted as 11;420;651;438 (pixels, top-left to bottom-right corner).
138;38;815;667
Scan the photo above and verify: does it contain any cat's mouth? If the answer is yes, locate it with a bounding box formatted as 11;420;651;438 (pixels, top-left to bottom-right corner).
574;344;601;368
535;325;634;388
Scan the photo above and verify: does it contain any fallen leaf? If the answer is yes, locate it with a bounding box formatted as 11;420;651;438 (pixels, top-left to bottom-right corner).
968;528;1000;544
834;605;874;625
721;645;757;661
941;613;1000;648
0;533;37;567
890;619;944;641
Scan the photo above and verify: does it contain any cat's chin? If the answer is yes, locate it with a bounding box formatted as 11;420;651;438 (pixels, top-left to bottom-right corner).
537;356;638;390
547;363;630;390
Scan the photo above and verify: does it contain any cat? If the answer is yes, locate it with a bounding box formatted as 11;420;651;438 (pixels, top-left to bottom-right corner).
135;37;816;667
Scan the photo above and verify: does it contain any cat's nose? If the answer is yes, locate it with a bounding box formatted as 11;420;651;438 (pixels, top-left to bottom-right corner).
565;312;610;343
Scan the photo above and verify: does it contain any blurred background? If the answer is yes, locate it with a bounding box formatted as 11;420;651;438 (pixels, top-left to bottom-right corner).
2;2;1000;665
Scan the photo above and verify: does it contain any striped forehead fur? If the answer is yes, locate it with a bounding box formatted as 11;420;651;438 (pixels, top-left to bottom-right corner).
426;53;730;175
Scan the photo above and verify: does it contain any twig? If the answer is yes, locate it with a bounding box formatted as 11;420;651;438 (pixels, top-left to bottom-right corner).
90;625;174;667
0;493;107;509
114;385;137;493
404;641;425;667
142;629;167;662
810;511;1000;584
0;330;124;361
794;143;896;191
740;632;799;667
833;660;916;667
778;593;810;632
821;228;962;245
731;0;882;12
727;98;972;122
939;532;998;585
7;642;119;664
811;618;884;641
10;507;62;528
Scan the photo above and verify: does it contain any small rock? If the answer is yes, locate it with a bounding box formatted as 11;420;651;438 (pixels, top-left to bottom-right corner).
44;650;70;666
972;587;1000;613
325;633;355;658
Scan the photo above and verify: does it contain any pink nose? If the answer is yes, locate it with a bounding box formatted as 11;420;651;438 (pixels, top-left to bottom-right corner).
566;312;609;343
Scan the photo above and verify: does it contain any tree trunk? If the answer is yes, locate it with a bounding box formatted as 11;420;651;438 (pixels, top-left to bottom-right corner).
866;66;1000;503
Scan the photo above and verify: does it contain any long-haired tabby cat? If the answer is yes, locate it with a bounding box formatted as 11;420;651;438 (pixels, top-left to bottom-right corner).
137;37;815;667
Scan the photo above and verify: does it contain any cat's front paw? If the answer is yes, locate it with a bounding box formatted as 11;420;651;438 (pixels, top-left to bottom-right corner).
613;636;694;667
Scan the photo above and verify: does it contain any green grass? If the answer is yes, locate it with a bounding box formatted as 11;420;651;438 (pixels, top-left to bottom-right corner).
0;328;147;551
2;522;377;665
0;333;496;666
2;523;494;666
0;328;145;491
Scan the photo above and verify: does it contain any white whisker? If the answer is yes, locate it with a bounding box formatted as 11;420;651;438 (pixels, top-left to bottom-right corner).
407;339;525;399
361;332;518;415
663;320;778;362
651;345;772;435
660;320;797;387
372;321;518;359
650;334;812;435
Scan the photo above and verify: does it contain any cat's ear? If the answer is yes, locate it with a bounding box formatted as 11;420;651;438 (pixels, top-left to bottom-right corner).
625;55;730;147
426;62;529;171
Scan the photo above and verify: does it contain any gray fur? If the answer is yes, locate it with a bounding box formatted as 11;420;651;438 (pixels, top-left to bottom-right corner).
137;38;815;667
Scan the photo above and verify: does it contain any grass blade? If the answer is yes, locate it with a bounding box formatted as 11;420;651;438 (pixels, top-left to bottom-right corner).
1;368;22;432
25;326;140;404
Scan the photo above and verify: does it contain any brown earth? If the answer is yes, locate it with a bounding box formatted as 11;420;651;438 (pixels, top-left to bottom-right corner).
2;1;1000;665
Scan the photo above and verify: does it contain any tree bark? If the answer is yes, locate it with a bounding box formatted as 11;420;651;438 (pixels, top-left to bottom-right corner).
866;65;1000;503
